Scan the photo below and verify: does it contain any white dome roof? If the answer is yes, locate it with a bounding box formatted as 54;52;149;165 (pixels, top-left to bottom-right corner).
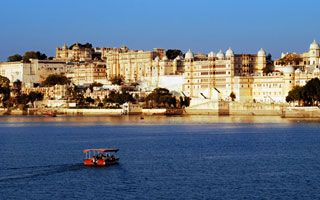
295;68;302;73
154;56;160;61
282;66;295;73
313;68;320;73
174;55;181;61
217;50;225;59
162;55;168;61
225;47;234;57
185;49;194;59
208;51;216;58
258;48;266;57
310;40;320;50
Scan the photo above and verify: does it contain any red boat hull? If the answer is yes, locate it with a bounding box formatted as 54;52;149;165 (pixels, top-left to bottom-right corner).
44;114;56;117
83;159;119;166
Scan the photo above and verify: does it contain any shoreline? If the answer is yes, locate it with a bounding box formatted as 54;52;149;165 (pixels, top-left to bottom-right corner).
1;106;320;118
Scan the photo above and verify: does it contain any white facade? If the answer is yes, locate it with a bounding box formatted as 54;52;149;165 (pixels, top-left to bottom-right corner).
0;62;36;87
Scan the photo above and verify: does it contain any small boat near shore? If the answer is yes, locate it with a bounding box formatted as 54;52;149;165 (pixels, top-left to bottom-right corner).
44;113;57;117
83;148;119;166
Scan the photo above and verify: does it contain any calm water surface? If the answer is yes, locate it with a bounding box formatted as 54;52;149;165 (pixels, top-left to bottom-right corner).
0;115;320;199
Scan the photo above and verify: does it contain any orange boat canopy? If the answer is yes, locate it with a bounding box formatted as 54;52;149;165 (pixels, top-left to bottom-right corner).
83;148;119;153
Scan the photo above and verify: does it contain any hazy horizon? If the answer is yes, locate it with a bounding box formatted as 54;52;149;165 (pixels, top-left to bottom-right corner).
1;0;319;61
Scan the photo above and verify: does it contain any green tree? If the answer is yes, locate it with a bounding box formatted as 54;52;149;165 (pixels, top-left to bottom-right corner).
13;79;22;95
28;92;43;107
184;96;191;107
66;85;78;100
76;94;85;107
85;97;95;105
145;88;178;108
89;82;103;92
0;75;10;89
13;93;29;109
286;78;320;106
69;42;92;50
263;53;274;74
166;49;183;60
110;76;124;85
304;78;320;105
42;75;69;86
104;91;135;105
179;96;191;108
7;54;22;62
98;102;104;108
3;96;14;108
286;86;304;105
22;51;47;62
0;75;10;107
230;92;236;101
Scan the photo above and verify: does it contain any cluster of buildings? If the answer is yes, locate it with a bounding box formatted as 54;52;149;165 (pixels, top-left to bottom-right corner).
1;40;320;106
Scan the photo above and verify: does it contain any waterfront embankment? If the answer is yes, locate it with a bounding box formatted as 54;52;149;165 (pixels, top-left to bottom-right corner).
281;106;320;118
1;102;320;118
0;108;167;116
185;101;286;116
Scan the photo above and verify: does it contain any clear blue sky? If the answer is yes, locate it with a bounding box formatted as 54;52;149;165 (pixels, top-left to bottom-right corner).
0;0;319;61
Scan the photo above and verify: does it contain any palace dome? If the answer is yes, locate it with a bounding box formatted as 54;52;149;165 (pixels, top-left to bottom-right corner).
258;48;266;57
185;49;194;59
225;47;234;57
310;40;320;50
282;65;295;73
295;68;302;73
154;56;160;61
174;55;181;61
208;51;216;58
162;55;168;61
217;50;225;59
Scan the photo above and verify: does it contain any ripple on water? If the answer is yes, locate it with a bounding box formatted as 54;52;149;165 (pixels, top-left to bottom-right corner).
0;116;320;199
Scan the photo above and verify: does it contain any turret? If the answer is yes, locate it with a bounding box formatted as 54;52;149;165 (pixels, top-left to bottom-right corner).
185;49;194;61
309;40;320;65
255;48;266;74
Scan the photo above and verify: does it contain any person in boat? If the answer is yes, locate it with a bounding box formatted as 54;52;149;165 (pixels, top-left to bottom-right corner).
92;156;96;163
111;155;115;160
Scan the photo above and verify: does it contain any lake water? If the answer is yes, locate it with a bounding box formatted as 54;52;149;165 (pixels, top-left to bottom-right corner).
1;115;320;199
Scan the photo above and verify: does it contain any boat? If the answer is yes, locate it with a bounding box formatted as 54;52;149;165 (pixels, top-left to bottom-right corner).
83;148;119;166
44;113;56;117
